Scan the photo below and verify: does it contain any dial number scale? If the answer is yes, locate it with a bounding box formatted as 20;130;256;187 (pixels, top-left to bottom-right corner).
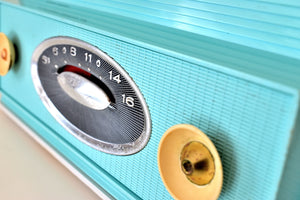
31;37;151;155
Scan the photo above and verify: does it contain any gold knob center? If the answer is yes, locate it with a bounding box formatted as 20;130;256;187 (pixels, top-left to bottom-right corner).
1;48;7;61
180;141;215;185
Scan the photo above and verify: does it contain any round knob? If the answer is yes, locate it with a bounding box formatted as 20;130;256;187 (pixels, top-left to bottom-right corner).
0;33;15;76
158;124;223;200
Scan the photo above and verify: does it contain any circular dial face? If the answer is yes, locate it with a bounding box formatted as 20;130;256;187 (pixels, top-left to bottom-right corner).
31;36;151;155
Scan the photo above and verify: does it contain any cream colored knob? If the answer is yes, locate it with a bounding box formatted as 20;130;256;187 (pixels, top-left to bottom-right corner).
158;124;223;200
0;33;15;76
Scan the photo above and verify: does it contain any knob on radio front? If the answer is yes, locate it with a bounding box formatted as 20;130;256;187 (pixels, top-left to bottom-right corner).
158;124;223;200
0;33;15;76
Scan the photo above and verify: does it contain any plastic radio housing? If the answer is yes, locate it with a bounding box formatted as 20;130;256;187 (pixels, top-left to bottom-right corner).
1;1;300;199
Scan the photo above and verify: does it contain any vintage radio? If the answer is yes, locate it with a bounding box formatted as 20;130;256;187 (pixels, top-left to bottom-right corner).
1;0;299;199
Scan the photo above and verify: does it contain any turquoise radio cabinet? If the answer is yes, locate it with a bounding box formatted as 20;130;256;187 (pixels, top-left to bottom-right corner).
0;1;299;199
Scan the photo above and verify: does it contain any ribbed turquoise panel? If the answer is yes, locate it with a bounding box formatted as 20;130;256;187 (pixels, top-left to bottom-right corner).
21;0;300;60
277;109;300;200
19;0;300;93
1;2;299;200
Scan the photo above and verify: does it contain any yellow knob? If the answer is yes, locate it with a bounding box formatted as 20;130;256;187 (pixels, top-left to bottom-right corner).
158;124;223;200
0;33;15;76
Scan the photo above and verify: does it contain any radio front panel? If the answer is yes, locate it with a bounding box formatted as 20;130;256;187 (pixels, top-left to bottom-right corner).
1;2;299;200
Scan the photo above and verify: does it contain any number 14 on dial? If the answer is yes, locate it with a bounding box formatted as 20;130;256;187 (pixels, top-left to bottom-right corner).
109;70;121;84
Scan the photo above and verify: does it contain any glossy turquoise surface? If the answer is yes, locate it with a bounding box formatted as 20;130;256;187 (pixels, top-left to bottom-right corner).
1;1;299;199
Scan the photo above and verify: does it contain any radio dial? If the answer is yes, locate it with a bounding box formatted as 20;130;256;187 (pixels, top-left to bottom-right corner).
31;36;151;155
